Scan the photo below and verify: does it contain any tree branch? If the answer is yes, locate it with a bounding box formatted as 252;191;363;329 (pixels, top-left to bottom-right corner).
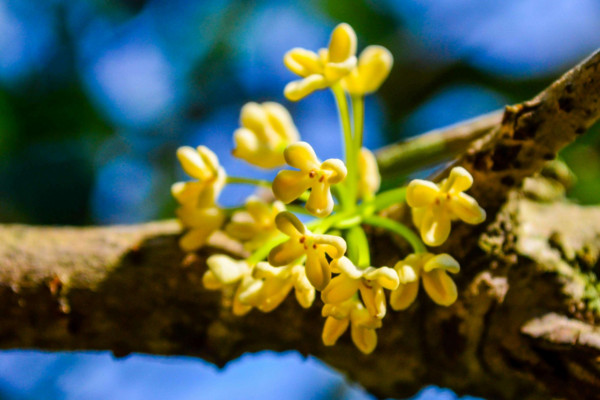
2;51;600;399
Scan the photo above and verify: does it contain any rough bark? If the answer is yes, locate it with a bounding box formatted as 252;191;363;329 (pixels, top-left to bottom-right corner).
2;51;600;400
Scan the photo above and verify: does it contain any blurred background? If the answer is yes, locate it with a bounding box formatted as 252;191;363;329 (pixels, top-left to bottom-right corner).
0;0;599;399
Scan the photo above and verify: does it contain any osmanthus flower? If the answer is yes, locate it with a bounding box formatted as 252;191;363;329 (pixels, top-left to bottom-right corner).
252;262;315;312
268;211;346;291
176;205;225;252
321;256;399;319
321;298;382;354
232;102;300;169
390;253;460;311
272;142;347;217
283;23;357;101
172;146;226;208
342;45;393;96
357;148;381;199
202;255;263;316
407;166;486;247
225;196;285;251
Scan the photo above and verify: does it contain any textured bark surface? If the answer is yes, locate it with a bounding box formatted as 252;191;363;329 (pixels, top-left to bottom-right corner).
1;51;600;400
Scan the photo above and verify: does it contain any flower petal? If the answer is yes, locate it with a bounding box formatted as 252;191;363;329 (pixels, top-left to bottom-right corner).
272;170;312;204
263;102;300;143
239;102;268;136
328;23;357;63
422;269;458;306
351;324;377;354
321;274;359;304
449;193;486;225
284;75;328;101
419;208;451;247
305;250;331;290
284;48;322;77
406;180;439;208
447;166;473;193
343;45;393;95
389;281;420;311
268;240;304;266
177;146;213;180
274;211;305;237
360;284;387;319
284;141;320;171
363;266;400;290
306;180;333;217
206;255;248;284
323;56;357;82
293;270;315;308
393;256;422;284
202;271;222;290
322;316;350;346
332;256;363;279
321;158;347;184
357;148;380;197
313;234;347;259
423;253;460;274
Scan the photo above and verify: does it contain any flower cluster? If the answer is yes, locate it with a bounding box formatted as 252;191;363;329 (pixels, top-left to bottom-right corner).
172;23;485;354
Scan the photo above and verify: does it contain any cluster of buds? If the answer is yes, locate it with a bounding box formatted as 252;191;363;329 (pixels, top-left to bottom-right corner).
172;23;485;354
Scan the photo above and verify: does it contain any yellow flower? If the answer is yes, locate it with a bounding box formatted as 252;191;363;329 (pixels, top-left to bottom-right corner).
202;255;263;316
172;145;226;208
390;253;460;310
407;166;486;246
232;102;300;168
176;205;225;252
252;262;315;312
225;196;286;251
283;23;357;101
268;211;346;291
321;298;381;354
357;147;381;199
342;45;393;95
322;256;398;319
272;142;346;217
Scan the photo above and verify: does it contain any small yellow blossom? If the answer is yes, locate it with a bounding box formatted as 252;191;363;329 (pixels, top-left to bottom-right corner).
203;255;263;316
357;147;381;199
268;211;346;291
283;23;357;101
176;205;225;252
172;145;226;208
232;102;300;168
342;45;393;95
253;262;315;312
225;196;286;251
272;141;347;217
321;298;381;354
322;256;398;319
407;166;486;246
390;253;460;310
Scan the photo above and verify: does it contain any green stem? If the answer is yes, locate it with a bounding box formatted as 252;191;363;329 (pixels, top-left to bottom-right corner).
347;226;370;267
246;233;287;265
362;215;426;254
352;94;365;153
331;84;356;210
226;176;271;188
361;186;406;212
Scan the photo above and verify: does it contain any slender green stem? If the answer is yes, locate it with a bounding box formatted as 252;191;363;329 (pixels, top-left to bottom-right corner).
362;215;426;254
352;94;365;153
360;187;407;213
331;84;357;210
226;176;271;188
246;233;287;265
347;226;370;267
